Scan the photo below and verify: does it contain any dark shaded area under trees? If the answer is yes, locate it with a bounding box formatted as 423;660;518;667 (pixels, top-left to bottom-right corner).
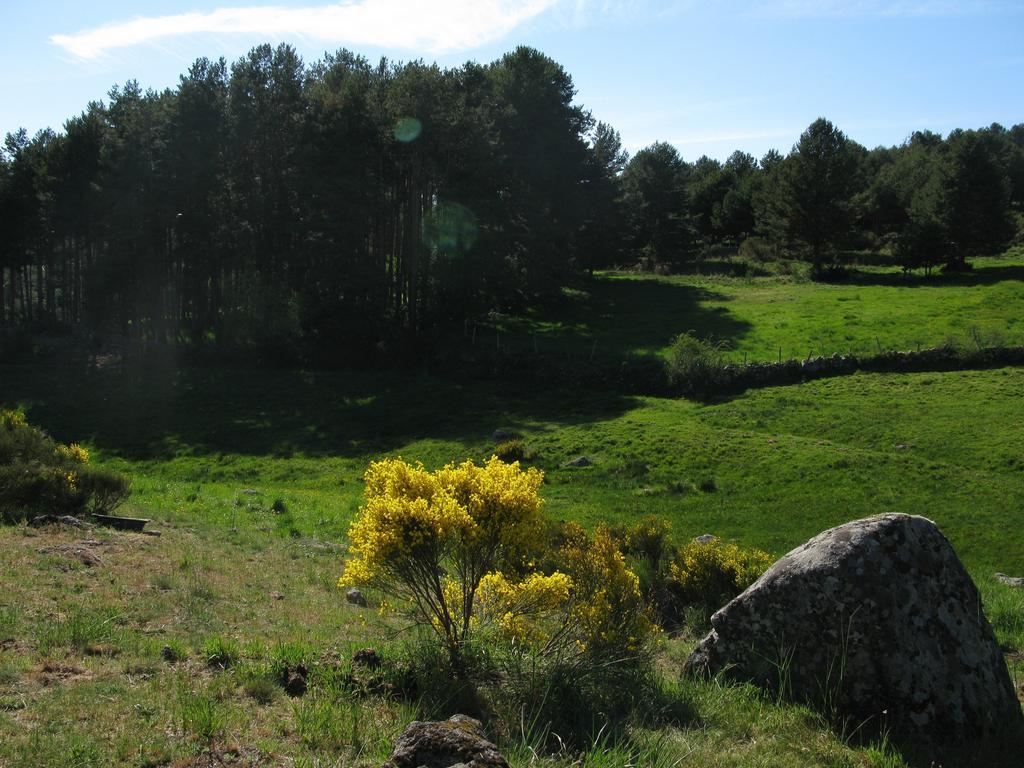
1;44;1021;365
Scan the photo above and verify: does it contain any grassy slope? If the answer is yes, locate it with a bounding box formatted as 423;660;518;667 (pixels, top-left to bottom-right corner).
484;251;1024;361
1;253;1023;767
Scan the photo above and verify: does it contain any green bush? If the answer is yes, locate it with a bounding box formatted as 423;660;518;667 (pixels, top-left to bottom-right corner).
0;409;130;523
663;333;731;398
738;236;776;263
494;439;530;463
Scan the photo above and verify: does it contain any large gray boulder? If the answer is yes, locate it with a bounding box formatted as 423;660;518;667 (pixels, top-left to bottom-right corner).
382;714;509;768
684;513;1022;740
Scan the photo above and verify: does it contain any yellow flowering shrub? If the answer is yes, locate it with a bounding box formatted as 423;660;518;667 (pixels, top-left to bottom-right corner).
1;410;129;523
339;456;546;665
669;538;773;605
561;525;656;656
1;410;27;431
622;515;672;567
55;443;90;465
477;570;572;647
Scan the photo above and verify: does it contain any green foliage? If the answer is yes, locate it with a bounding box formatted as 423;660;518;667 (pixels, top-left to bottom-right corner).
738;235;776;262
494;439;530;463
202;635;241;669
36;607;119;655
0;409;130;523
663;332;730;397
178;692;228;742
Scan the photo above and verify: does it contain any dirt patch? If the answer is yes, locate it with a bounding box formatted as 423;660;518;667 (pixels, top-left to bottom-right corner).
33;661;93;686
37;539;108;568
169;745;271;767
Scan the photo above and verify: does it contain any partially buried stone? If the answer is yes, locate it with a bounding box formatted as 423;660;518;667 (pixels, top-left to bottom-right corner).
283;664;308;697
381;714;509;768
353;648;381;669
29;514;85;528
563;456;591;467
346;588;368;607
683;513;1022;741
995;572;1024;588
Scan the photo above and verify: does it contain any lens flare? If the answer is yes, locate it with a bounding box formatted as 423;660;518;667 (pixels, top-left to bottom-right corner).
424;202;477;253
393;117;422;142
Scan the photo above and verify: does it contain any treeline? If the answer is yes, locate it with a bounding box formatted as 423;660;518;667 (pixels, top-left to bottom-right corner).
0;45;618;360
1;44;1022;362
615;119;1024;275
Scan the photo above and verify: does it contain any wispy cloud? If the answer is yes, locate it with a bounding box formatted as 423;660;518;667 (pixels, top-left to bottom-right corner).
750;0;1018;18
51;0;560;60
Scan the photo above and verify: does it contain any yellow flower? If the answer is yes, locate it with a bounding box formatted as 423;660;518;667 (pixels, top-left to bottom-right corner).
55;443;90;465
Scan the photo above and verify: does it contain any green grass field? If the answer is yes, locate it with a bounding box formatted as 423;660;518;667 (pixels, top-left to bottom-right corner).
1;252;1023;767
483;250;1024;362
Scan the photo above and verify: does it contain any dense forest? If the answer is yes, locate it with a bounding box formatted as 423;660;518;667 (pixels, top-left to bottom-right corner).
1;43;1022;362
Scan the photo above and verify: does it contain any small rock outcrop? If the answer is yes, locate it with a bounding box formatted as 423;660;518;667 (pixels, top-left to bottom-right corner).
353;647;381;669
29;514;87;528
346;588;368;607
563;456;591;467
382;715;508;768
995;572;1024;588
283;664;308;697
684;513;1022;740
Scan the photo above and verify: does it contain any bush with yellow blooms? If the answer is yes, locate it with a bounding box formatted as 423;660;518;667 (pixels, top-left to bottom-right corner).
340;456;546;666
0;409;130;523
339;457;657;668
668;536;773;606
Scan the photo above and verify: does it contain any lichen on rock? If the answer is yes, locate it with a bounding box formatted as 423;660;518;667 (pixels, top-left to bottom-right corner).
684;513;1022;741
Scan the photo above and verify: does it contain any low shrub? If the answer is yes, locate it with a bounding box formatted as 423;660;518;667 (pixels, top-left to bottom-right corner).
339;457;547;670
738;236;776;263
494;439;531;463
0;409;130;523
202;635;241;669
664;332;731;398
668;538;773;610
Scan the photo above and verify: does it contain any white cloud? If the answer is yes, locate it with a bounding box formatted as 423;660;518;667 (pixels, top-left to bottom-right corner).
51;0;560;60
751;0;1014;17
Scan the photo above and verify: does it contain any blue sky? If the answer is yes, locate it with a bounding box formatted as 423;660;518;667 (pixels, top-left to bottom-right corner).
2;1;1022;161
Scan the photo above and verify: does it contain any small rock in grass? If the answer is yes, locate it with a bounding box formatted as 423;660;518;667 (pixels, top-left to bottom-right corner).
563;456;591;468
284;664;308;697
270;591;285;601
352;648;381;669
694;533;718;544
160;645;183;663
84;643;119;657
29;514;86;528
346;588;368;607
995;573;1024;588
241;488;261;496
382;714;509;768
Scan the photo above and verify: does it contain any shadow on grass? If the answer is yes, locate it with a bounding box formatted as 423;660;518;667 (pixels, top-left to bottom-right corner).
886;718;1024;768
0;358;640;460
0;275;755;460
483;274;753;359
817;264;1024;289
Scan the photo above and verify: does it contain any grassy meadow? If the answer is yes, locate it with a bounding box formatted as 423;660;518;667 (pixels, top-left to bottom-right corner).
1;254;1023;767
483;250;1024;362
